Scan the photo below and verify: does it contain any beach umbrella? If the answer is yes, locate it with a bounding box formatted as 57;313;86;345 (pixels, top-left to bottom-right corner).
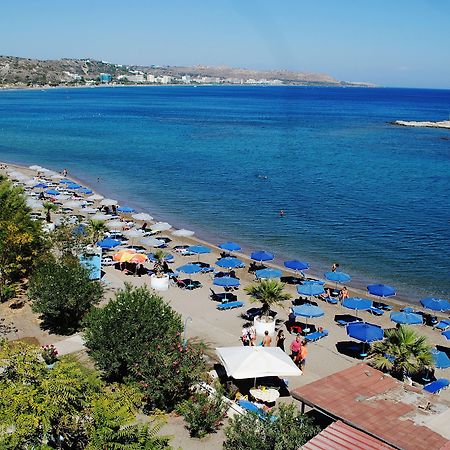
213;276;240;302
81;207;98;214
251;250;274;263
78;187;93;195
148;252;174;262
50;173;64;180
443;330;450;340
106;220;124;230
188;245;211;261
420;297;450;312
33;182;48;189
67;183;82;190
45;189;60;196
297;283;325;298
26;198;43;209
91;213;110;221
292;304;324;333
132;212;153;222
29;165;43;171
216;257;244;269
255;268;282;279
390;311;423;325
60;179;74;184
284;260;309;272
367;284;396;297
342;297;372;316
63;200;84;209
151;222;172;232
177;263;201;289
219;241;242;252
325;271;351;284
172;229;195;238
128;253;148;264
88;194;104;201
25;179;38;187
431;349;450;369
124;229;144;248
216;346;302;379
39;167;51;174
113;249;137;261
97;237;121;249
346;322;384;357
141;236;165;248
100;198;118;207
117;205;135;213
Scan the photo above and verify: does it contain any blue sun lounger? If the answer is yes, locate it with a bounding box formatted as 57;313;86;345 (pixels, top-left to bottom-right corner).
305;329;329;342
321;296;338;305
217;301;244;311
370;306;384;316
237;399;277;422
423;378;449;394
435;320;450;331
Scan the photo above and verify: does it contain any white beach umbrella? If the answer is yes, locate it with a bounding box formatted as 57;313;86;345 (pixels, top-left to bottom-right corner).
216;346;302;379
132;212;153;222
51;173;64;180
141;236;165;248
57;194;71;201
81;207;98;214
39;167;51;174
106;220;125;230
171;229;195;238
25;179;38;187
100;198;118;206
26;198;43;209
88;194;104;201
29;165;43;171
124;229;143;239
91;213;110;221
151;222;172;232
63;200;84;209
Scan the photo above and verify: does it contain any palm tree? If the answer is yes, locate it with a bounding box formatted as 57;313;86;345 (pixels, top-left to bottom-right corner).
368;325;433;380
245;279;292;317
152;249;168;276
42;201;58;223
87;219;107;245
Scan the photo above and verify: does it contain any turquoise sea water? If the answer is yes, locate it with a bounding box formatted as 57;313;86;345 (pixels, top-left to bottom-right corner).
0;86;449;302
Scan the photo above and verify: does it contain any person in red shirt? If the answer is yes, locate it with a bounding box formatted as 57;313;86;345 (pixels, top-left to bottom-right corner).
290;334;302;361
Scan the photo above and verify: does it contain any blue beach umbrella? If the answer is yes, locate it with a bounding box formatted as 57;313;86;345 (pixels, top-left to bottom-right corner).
342;297;372;317
147;252;174;262
390;311;423;326
97;237;121;249
292;304;324;333
214;276;240;302
420;297;450;312
255;268;282;279
284;260;309;272
303;279;325;285
297;283;325;298
45;189;60;196
346;322;384;357
216;257;244;269
325;271;351;283
176;263;201;288
78;187;93;194
33;182;48;189
188;245;211;255
117;205;136;213
60;179;74;184
367;284;396;297
219;242;241;252
251;250;274;263
443;330;450;340
67;183;82;190
432;349;450;369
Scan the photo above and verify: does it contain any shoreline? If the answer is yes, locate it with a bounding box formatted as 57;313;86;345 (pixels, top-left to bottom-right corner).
2;160;446;316
390;119;450;129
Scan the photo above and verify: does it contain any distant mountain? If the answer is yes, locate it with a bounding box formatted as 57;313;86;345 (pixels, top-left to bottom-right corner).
0;55;373;87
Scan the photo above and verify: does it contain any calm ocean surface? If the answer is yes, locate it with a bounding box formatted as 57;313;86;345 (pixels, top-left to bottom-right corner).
0;86;449;302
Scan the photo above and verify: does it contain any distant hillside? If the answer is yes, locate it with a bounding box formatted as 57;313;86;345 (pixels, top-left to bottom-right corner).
0;55;372;87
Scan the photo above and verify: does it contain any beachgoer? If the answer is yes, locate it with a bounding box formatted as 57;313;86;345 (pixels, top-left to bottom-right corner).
241;325;250;346
339;286;349;301
279;209;285;217
331;262;340;272
290;334;302;360
288;308;296;331
296;340;308;371
319;288;333;300
141;222;148;231
249;326;256;346
262;330;272;347
276;329;285;351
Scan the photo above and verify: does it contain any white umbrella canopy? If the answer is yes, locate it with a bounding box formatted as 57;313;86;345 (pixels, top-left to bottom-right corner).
29;165;43;171
106;220;125;230
124;229;143;239
63;200;85;209
100;198;118;206
26;198;43;209
25;179;39;187
51;173;64;180
88;194;104;201
216;346;302;379
132;212;153;222
91;213;110;221
39;167;51;174
141;236;165;248
81;207;98;214
171;229;195;238
151;222;172;232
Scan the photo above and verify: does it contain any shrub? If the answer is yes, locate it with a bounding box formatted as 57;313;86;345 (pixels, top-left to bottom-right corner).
84;284;206;410
224;403;319;450
0;283;16;302
29;256;103;334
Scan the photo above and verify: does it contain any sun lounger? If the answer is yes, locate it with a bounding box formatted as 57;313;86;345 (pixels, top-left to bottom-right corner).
373;301;393;311
237;399;276;422
423;378;450;394
434;320;450;331
217;301;244;311
321;296;338;305
305;329;329;342
336;318;362;326
370;306;384;316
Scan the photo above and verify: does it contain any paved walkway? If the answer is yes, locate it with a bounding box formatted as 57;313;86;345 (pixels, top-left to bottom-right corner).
53;334;85;356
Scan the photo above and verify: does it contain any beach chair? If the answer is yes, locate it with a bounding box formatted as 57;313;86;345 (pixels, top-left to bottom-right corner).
423;378;450;394
322;296;338;305
370;306;384;316
217;301;244;311
434;319;450;331
373;301;393;311
336;317;362;327
172;277;186;289
237;399;276;422
305;329;329;342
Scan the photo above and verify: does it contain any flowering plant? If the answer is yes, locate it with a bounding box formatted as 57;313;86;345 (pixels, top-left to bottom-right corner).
41;344;58;364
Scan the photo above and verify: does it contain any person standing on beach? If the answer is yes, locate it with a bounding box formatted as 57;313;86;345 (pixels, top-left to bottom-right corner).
296;340;308;371
249;325;256;346
290;334;302;360
241;324;250;346
276;329;285;351
331;262;339;272
262;330;272;347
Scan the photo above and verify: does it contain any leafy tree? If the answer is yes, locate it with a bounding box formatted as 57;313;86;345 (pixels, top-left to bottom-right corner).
29;256;103;334
224;403;319;450
84;284;206;410
86;219;107;245
0;340;170;449
48;217;90;258
245;279;292;316
42;201;59;223
368;325;434;380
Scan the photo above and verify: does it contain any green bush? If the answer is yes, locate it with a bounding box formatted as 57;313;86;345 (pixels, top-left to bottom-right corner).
176;391;227;438
224;403;319;450
0;283;16;302
29;256;103;334
84;284;206;410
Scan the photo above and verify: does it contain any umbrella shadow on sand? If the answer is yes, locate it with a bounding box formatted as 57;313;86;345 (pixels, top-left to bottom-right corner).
335;341;365;359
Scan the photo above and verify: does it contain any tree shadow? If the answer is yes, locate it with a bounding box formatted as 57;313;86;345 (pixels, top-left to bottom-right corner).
335;340;364;359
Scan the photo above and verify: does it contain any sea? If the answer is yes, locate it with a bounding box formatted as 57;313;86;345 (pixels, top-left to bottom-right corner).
0;85;449;303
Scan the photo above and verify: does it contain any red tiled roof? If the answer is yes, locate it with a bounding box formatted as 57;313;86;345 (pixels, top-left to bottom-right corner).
292;363;449;450
303;420;395;450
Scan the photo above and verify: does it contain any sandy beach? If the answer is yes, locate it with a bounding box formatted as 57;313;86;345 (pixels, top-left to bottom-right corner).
1;161;449;447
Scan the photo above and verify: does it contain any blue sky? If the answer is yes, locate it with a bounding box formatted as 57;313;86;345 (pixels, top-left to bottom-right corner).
2;0;450;88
